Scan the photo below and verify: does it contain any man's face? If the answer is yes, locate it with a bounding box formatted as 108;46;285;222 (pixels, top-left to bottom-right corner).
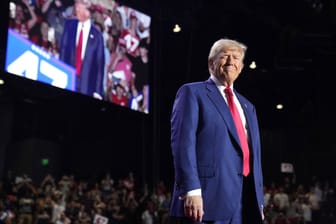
210;47;244;85
75;1;90;21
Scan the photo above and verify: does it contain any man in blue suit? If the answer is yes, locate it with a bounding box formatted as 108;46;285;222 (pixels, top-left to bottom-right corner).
169;38;264;224
59;0;105;99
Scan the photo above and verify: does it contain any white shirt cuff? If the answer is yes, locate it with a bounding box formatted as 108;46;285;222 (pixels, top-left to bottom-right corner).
186;189;202;196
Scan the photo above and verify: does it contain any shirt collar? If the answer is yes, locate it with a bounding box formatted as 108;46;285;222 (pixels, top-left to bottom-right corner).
78;19;91;29
210;74;234;91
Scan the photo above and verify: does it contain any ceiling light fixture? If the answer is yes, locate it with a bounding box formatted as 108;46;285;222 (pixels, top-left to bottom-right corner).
276;104;284;110
249;61;257;69
173;24;181;33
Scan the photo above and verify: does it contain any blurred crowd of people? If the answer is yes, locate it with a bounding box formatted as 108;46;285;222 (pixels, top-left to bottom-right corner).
0;172;171;224
0;172;334;224
8;0;150;113
263;176;335;224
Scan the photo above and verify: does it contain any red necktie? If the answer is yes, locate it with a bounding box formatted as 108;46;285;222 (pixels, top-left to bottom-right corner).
76;24;83;76
224;87;250;176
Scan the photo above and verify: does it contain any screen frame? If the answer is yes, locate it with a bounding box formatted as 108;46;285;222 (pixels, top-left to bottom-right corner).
2;0;153;114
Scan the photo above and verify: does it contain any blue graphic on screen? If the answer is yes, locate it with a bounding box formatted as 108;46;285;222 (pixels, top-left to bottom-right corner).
5;29;76;91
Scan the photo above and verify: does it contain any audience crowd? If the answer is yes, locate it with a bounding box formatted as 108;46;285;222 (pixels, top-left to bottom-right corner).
0;172;334;224
263;176;335;224
0;172;170;224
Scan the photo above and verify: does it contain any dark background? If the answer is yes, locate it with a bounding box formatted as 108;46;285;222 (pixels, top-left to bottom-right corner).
0;0;336;189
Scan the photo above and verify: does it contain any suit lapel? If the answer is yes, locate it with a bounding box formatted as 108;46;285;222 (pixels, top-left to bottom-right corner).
205;79;242;149
83;26;93;61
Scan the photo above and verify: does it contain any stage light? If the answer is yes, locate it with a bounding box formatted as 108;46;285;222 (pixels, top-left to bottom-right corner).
173;24;181;33
276;104;284;110
249;61;257;69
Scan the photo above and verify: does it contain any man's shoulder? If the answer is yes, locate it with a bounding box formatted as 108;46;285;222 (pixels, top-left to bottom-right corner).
175;80;210;97
180;79;210;89
178;79;214;93
64;18;78;27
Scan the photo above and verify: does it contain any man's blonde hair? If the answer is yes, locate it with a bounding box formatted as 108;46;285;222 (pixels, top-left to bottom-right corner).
208;38;247;62
75;0;92;8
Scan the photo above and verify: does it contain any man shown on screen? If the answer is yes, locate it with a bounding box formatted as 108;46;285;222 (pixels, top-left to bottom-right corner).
59;0;105;99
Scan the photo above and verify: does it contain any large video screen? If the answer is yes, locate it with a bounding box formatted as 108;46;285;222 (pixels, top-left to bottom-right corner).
5;0;151;113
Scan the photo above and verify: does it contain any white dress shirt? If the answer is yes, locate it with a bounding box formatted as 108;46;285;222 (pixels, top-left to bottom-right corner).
76;19;91;60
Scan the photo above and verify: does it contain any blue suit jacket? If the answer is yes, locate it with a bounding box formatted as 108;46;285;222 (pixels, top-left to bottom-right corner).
59;18;105;96
169;78;264;221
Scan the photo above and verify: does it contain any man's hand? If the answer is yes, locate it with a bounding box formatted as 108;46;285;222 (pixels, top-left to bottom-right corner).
183;195;204;222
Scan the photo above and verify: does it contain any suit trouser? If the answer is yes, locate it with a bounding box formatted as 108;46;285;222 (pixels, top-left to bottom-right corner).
168;174;262;224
